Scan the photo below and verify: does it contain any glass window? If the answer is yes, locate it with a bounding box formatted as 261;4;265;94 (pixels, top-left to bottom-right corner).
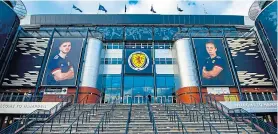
246;93;252;101
105;59;109;64
112;58;117;64
105;77;112;88
124;76;133;88
156;77;166;88
144;77;154;87
134;77;145;87
265;92;273;100
155;58;159;64
119;44;124;49
166;58;172;64
242;93;248;101
118;58;122;64
160;60;166;64
112;76;121;88
165;76;175;87
252;93;259;101
257;93;264;101
112;44;119;49
107;43;113;49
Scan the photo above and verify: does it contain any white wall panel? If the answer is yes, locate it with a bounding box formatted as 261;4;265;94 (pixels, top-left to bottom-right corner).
174;38;199;87
155;49;173;58
103;65;122;74
105;49;122;58
80;38;102;88
156;65;174;74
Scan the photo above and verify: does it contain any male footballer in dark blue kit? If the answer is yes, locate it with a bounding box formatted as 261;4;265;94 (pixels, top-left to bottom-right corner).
47;41;75;85
202;41;224;85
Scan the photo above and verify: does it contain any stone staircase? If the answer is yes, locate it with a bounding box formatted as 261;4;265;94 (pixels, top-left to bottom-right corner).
22;103;112;134
169;103;260;134
20;103;261;134
151;104;183;133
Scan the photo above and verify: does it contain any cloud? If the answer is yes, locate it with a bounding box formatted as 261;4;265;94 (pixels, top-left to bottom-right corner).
23;0;255;16
221;0;254;16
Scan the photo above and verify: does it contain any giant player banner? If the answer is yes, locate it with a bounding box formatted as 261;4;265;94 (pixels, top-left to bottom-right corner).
193;38;234;86
41;38;84;86
125;49;152;74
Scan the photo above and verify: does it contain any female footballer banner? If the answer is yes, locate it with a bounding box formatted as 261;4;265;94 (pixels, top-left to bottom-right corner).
193;38;234;86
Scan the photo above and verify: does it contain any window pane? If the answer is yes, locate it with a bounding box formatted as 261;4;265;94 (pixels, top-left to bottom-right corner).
252;93;258;101
134;77;145;87
156;77;166;88
145;77;154;87
257;93;264;101
112;77;121;88
166;76;174;87
247;93;252;101
124;76;133;88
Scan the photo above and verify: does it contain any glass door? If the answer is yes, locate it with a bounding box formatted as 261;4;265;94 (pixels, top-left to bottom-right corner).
104;88;121;103
123;76;154;103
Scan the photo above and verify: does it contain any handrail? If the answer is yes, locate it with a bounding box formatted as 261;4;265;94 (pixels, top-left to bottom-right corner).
164;103;189;134
231;108;277;134
93;99;117;134
0;109;47;134
0;95;73;134
125;98;133;134
62;96;102;133
190;95;251;134
206;94;277;134
179;97;220;134
73;94;89;116
27;95;74;134
147;101;158;134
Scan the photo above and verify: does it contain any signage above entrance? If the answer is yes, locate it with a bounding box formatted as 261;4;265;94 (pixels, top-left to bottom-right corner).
220;101;277;113
125;49;152;74
0;102;59;114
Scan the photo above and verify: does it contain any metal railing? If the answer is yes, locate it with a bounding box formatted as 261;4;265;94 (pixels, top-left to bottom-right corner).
191;95;251;134
147;100;158;134
26;95;74;134
164;103;189;134
231;108;277;134
180;97;220;134
62;97;102;134
125;98;133;134
93;99;117;134
73;94;89;116
206;95;277;134
0;94;44;102
0;95;74;134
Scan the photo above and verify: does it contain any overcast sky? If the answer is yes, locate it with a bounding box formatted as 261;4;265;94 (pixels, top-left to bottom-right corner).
22;0;255;16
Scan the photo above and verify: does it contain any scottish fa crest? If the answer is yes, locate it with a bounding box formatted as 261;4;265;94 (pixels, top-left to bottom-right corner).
128;51;149;71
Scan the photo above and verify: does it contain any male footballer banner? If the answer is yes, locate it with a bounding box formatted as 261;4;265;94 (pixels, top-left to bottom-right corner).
41;38;84;86
193;38;234;86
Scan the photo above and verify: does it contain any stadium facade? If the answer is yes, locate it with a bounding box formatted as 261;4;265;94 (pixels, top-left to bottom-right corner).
0;0;277;130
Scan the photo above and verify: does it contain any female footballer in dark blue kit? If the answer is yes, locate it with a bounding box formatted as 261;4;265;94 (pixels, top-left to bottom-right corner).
47;41;75;85
202;41;224;85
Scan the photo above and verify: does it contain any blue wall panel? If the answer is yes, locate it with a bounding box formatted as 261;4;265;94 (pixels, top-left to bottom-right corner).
227;38;273;86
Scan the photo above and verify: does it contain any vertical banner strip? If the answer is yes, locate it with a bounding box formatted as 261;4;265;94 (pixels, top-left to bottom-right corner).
221;31;243;100
34;28;56;98
189;35;203;103
75;28;89;103
0;27;21;85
